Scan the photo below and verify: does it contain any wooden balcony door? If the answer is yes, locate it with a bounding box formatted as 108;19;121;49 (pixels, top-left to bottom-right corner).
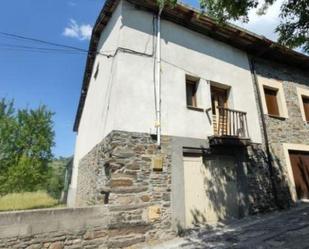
289;151;309;200
211;86;228;136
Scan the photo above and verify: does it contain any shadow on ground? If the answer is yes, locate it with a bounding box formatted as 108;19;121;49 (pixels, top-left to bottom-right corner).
178;204;309;249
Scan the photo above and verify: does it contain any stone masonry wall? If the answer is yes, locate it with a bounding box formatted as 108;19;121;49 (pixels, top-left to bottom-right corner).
255;59;309;207
245;144;277;214
76;131;174;241
76;130;278;228
0;206;151;249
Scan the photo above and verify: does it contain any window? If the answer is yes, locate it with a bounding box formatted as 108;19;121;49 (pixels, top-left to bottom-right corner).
186;79;198;107
264;87;280;116
258;78;288;118
302;96;309;122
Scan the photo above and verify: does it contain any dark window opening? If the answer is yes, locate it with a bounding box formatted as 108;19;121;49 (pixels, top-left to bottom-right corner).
264;87;280;116
186;79;198;107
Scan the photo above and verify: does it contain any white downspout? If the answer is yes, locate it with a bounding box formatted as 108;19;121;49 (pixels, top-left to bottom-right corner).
156;7;163;146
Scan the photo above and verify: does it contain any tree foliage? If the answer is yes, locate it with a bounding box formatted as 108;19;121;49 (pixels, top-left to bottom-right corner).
276;0;309;52
159;0;309;53
0;99;55;194
46;157;71;199
0;100;17;174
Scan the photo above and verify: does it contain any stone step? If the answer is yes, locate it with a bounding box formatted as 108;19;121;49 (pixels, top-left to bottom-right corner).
107;234;145;248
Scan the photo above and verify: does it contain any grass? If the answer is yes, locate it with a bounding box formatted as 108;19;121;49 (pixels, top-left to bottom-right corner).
0;191;60;212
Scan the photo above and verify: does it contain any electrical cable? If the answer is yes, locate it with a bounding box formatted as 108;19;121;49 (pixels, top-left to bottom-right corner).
0;43;85;52
0;31;89;53
0;31;209;81
0;31;115;57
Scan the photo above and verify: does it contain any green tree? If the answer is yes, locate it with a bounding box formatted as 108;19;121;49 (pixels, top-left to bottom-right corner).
15;106;54;163
46;157;71;199
0;100;18;181
0;99;55;194
159;0;309;53
4;157;47;193
276;1;309;52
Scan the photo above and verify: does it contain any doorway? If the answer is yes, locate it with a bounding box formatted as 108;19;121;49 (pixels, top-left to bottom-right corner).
183;153;239;228
289;151;309;200
211;86;228;136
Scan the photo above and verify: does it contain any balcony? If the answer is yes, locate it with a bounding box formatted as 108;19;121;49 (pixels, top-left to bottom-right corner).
209;107;251;147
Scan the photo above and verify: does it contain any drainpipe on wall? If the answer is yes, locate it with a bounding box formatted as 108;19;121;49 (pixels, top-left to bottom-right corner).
155;6;163;147
249;57;280;209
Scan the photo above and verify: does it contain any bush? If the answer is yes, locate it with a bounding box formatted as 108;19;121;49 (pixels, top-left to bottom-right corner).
0;191;58;211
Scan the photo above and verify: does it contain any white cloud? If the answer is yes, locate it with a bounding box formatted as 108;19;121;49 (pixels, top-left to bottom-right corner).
232;0;284;41
63;19;92;41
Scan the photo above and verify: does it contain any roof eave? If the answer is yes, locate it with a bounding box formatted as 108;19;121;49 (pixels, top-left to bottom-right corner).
73;0;309;132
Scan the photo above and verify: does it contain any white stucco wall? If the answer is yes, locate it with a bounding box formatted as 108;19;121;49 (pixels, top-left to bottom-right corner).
114;0;262;142
67;2;123;207
69;0;263;206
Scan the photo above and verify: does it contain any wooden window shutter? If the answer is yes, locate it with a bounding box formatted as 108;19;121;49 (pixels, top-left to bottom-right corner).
186;80;197;107
264;88;280;116
303;96;309;122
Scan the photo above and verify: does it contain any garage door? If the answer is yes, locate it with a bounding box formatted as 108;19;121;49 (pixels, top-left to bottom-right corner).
289;151;309;199
183;154;239;228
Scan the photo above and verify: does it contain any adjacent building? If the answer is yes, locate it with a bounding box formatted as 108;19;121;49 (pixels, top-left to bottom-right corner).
67;0;309;237
254;58;309;203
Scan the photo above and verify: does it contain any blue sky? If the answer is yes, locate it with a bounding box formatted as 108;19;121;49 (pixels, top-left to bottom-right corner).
0;0;281;157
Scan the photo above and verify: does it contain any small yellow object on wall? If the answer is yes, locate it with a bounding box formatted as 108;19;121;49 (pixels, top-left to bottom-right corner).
152;155;163;171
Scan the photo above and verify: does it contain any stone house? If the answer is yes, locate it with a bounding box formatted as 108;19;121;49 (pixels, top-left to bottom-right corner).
253;59;309;204
67;0;309;237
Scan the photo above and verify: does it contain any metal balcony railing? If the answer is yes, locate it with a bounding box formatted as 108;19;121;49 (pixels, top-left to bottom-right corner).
213;107;250;139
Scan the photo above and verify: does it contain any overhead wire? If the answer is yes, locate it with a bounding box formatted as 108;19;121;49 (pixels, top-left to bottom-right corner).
0;31;89;53
0;48;85;55
0;42;82;51
0;31;115;57
0;43;87;55
0;31;209;81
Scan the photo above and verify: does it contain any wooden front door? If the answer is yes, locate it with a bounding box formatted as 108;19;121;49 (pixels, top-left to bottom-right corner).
289;151;309;199
211;86;228;135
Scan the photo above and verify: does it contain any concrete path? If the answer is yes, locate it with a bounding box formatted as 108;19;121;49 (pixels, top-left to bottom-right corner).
143;204;309;249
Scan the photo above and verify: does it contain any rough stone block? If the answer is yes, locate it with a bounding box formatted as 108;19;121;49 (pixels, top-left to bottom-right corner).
111;179;133;187
26;245;41;249
127;164;140;170
140;195;150;202
49;242;64;249
148;206;161;222
107;234;145;248
83;230;107;240
117;196;137;205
